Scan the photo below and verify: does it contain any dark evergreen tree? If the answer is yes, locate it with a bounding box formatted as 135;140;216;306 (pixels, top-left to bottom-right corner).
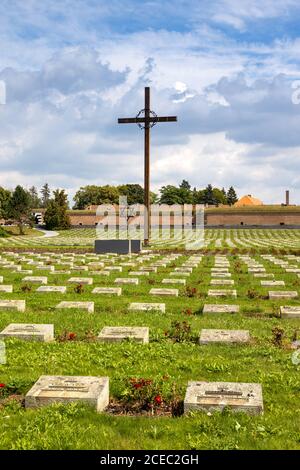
7;186;32;234
227;186;238;206
44;189;71;230
203;184;216;205
40;183;51;208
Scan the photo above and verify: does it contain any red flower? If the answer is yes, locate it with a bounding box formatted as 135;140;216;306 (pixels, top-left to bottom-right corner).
68;332;76;340
154;395;162;405
0;383;6;388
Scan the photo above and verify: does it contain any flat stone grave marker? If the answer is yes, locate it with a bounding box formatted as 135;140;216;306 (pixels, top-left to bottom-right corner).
280;306;300;318
203;304;239;314
0;285;13;293
184;381;263;415
92;287;122;296
129;302;165;313
212;273;232;278
140;266;157;272
0;276;3;283
261;280;285;287
89;271;110;276
115;278;139;285
37;286;67;293
150;288;178;297
50;270;71;274
208;289;237;298
0;300;25;312
199;329;250;344
22;276;48;284
248;268;265;273
35;265;55;272
170;272;190;277
97;326;149;343
56;301;94;313
174;267;193;273
210;280;234;286
211;268;229;273
68;277;93;285
105;266;123;272
25;375;109;412
162;279;186;285
129;271;149;276
269;291;298;300
70;266;89;272
0;323;54;342
253;273;274;278
16;269;33;274
286;268;300;273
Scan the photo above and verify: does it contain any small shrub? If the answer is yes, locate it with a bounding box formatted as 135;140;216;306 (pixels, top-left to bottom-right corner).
165;321;192;343
184;286;197;298
20;284;32;293
74;283;84;294
182;307;193;316
58;331;77;342
272;326;285;348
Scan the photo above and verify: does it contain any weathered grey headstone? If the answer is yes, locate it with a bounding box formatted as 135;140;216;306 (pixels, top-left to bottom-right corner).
129;271;149;276
261;280;285;287
269;291;298;300
280;306;300;318
0;285;13;293
0;300;25;312
97;327;149;343
162;279;186;285
56;301;94;313
184;381;263;415
203;304;239;314
25;375;109;412
68;277;93;285
199;329;250;344
208;289;237;298
115;278;139;285
0;323;54;342
22;276;48;284
92;287;122;296
150;288;178;297
210;280;234;286
129;302;165;313
36;286;67;293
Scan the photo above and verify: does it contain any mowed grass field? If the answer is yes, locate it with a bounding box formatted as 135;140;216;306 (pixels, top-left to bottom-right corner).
0;245;299;450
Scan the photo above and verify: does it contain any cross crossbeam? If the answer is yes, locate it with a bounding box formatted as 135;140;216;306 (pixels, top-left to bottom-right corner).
118;87;177;245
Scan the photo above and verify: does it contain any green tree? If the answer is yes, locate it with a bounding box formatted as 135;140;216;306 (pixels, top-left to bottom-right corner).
73;185;120;209
227;186;238;206
213;188;227;206
203;184;216;205
0;187;11;220
179;180;191;191
118;184;144;205
40;183;51;208
7;186;32;234
44;189;71;230
159;185;183;205
29;186;41;208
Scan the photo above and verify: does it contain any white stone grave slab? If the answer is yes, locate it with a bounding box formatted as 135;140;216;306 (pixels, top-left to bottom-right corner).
208;289;237;298
22;276;48;284
0;323;54;342
203;304;239;314
199;329;250;345
0;300;25;312
150;288;178;296
37;286;67;293
0;285;13;293
92;287;122;296
280;306;300;318
115;278;139;285
68;277;93;285
129;302;165;313
184;381;263;415
269;291;298;300
56;301;94;313
25;375;109;412
97;327;149;343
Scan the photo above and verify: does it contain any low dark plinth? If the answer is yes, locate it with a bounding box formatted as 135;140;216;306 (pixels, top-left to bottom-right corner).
95;239;142;254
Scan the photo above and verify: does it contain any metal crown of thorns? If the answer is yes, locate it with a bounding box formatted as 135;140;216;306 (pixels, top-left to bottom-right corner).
136;109;158;129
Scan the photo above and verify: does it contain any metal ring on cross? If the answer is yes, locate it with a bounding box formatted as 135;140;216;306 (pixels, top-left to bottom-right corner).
136;109;158;129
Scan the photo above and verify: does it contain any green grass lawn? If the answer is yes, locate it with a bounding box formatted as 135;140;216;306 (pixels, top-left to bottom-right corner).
0;251;299;449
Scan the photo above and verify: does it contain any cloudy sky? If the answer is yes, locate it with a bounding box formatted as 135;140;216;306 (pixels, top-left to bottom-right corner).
1;0;300;204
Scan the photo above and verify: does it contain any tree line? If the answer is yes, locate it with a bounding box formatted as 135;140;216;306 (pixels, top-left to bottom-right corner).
73;181;238;209
0;181;238;233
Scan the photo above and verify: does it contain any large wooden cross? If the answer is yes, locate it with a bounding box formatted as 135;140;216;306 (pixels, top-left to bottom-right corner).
118;86;177;245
